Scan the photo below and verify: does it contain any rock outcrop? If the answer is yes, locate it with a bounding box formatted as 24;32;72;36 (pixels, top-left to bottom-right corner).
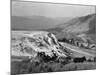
11;31;71;61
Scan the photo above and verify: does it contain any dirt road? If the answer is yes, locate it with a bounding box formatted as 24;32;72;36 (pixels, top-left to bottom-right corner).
63;43;96;57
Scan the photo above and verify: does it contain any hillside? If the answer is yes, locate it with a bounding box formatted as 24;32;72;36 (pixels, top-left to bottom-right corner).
47;14;96;44
11;16;71;30
62;14;96;34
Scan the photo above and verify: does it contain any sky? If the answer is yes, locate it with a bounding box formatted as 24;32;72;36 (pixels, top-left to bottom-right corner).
12;0;96;18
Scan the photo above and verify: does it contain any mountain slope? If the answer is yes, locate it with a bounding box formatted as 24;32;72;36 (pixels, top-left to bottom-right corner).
11;16;71;30
62;14;96;34
47;14;96;43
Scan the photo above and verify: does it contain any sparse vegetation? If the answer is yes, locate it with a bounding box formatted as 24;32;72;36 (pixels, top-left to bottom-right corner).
11;59;96;75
